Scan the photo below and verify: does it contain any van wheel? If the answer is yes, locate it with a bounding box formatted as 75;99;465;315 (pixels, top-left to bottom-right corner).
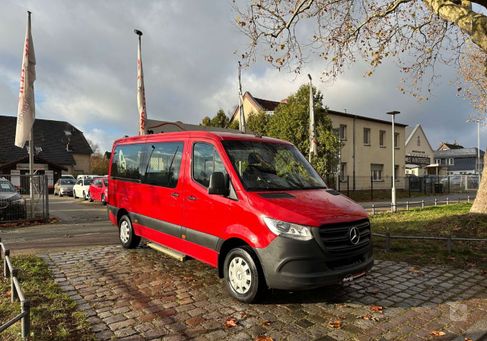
101;194;106;206
73;190;77;199
119;215;140;249
224;247;265;303
83;191;87;200
88;192;93;202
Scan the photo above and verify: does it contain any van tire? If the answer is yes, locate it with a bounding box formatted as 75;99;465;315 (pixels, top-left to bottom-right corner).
224;247;264;303
118;215;140;249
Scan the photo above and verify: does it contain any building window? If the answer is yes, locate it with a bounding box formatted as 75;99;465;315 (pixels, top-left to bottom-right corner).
435;159;441;165
448;158;454;165
371;164;383;181
340;162;347;181
417;136;421;147
363;128;371;145
379;130;386;147
394;133;399;148
339;124;347;140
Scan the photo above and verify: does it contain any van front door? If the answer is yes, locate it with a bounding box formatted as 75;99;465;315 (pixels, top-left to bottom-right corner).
181;141;233;266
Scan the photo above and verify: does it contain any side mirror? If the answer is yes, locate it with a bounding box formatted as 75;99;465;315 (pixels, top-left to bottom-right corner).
208;172;228;196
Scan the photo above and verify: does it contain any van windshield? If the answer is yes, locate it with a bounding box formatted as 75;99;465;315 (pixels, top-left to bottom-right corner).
222;140;327;191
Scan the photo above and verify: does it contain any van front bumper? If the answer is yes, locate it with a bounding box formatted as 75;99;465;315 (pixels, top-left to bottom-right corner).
255;236;373;291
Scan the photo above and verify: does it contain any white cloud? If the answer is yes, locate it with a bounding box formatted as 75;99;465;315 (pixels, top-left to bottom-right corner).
0;0;482;155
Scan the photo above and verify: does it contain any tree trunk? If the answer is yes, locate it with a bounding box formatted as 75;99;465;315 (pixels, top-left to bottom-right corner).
470;152;487;213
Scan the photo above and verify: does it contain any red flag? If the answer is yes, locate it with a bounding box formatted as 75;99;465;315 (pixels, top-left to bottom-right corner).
15;11;36;148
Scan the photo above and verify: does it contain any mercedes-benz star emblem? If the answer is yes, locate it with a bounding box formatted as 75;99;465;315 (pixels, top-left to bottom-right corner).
349;226;360;245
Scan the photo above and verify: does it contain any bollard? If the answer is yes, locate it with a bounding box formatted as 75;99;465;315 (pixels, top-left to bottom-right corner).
446;197;449;205
372;204;376;215
21;300;30;339
3;249;10;278
467;195;470;203
11;269;18;303
406;201;409;211
434;198;437;206
421;200;424;209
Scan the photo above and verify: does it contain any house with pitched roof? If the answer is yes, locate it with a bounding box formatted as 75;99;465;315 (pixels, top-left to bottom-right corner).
230;91;282;123
404;124;436;176
434;146;484;175
0;115;93;187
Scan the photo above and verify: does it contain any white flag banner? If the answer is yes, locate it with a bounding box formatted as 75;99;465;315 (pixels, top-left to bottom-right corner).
15;12;36;148
136;31;146;136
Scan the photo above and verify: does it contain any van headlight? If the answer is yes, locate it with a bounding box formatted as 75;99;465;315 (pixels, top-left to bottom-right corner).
262;217;313;241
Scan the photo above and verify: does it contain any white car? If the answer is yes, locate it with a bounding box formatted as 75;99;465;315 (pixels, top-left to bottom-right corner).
73;178;93;200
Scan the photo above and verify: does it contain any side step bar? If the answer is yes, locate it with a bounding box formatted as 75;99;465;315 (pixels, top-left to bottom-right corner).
147;242;186;262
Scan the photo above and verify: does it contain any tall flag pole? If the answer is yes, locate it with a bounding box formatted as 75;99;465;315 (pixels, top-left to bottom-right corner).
15;11;36;198
135;29;146;136
308;74;317;162
238;61;246;133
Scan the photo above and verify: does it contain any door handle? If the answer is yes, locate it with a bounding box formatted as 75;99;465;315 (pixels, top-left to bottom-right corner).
171;192;179;198
187;195;197;201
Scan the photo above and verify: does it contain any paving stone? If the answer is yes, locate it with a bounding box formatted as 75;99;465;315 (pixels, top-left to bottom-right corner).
45;245;487;341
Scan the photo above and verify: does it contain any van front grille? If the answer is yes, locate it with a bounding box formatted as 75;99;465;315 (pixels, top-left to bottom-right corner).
317;219;371;257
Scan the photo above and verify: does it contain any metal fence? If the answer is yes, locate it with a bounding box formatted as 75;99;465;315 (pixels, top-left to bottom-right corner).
373;232;487;255
365;195;474;215
325;174;480;201
0;239;31;339
0;174;49;223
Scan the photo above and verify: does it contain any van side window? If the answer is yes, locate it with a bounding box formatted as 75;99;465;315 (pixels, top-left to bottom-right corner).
193;143;227;188
143;142;184;188
111;143;147;181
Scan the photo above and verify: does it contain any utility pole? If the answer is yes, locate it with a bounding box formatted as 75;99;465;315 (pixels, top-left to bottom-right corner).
238;61;246;133
308;74;317;162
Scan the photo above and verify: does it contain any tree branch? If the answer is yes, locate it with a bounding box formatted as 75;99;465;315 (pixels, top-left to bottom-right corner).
270;0;314;38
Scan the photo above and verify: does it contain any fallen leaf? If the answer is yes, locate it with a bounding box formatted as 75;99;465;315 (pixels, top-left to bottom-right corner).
370;305;383;313
464;338;473;341
431;330;446;337
359;314;379;321
255;337;273;341
409;266;420;273
261;320;272;326
329;320;342;329
224;317;238;328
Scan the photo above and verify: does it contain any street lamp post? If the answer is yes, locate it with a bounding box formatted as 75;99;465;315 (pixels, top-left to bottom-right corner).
466;117;483;174
387;111;400;212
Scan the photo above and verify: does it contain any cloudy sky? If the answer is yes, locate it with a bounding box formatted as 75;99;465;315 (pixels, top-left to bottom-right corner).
0;0;483;153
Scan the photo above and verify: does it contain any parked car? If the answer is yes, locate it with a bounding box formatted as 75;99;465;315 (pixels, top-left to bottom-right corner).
54;178;76;197
60;174;75;180
88;177;108;205
0;177;26;221
108;131;373;303
76;174;99;181
73;178;93;200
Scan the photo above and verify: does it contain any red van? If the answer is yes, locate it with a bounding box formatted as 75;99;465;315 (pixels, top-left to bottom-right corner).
108;131;372;303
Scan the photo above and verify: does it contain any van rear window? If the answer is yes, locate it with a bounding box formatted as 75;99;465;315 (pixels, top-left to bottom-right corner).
111;142;183;188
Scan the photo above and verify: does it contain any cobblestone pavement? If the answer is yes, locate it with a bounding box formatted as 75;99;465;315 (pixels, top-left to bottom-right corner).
43;245;487;340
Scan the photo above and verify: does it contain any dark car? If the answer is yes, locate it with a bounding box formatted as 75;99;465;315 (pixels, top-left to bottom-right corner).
0;178;26;221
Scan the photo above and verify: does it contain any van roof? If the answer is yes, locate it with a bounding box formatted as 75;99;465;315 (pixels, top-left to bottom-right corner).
113;131;292;146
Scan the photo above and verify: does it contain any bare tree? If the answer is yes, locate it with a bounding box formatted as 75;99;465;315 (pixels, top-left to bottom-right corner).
235;1;486;91
458;43;487;113
234;0;487;213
